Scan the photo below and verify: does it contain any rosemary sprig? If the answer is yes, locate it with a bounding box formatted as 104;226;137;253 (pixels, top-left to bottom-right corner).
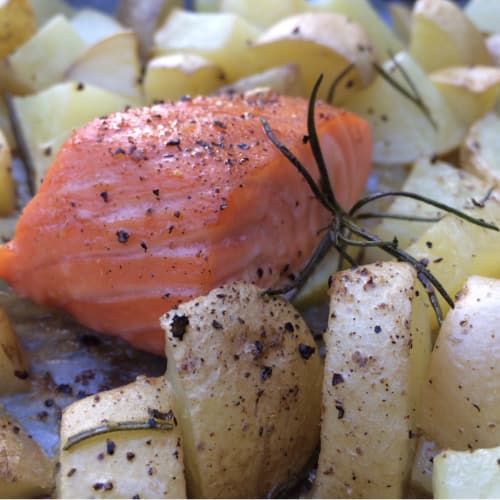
261;75;498;324
63;419;173;451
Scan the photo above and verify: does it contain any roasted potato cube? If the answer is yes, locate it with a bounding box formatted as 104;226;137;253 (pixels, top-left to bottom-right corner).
0;413;54;498
57;376;186;499
312;262;431;498
161;283;322;498
418;276;500;450
0;0;36;59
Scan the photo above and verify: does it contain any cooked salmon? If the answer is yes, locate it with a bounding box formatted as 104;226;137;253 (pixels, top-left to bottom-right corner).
0;93;372;355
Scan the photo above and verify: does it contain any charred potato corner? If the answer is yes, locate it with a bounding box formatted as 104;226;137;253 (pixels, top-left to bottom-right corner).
0;0;500;499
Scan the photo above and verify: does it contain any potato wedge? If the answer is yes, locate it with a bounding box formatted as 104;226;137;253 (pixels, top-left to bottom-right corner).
0;306;29;395
312;262;431;498
305;0;404;62
0;413;54;498
65;32;142;99
410;0;491;73
11;81;141;190
364;157;496;262
216;64;302;97
433;446;500;498
430;66;500;126
0;0;36;59
116;0;182;60
161;283;322;498
69;8;126;46
57;376;186;499
464;0;500;35
0;129;16;216
418;276;500;450
143;53;226;103
249;12;375;103
219;0;302;30
153;9;260;82
343;51;465;164
460;112;500;188
0;14;85;94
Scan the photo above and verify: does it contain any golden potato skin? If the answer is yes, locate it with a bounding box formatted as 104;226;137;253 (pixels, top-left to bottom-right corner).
161;282;322;499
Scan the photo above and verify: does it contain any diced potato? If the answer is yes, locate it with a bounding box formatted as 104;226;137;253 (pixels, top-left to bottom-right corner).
430;66;500;126
143;53;226;103
219;0;302;30
305;0;404;62
10;81;141;189
0;14;85;94
312;262;431;498
408;437;440;498
153;9;260;82
343;51;465;164
0;129;16;215
0;306;29;395
250;12;375;103
464;0;500;35
460;112;500;188
418;276;500;450
116;0;182;60
70;8;126;46
389;3;412;45
65;32;142;99
410;0;491;73
57;376;186;499
161;283;322;498
29;0;74;26
365;157;496;262
405;197;500;330
433;446;500;498
216;64;302;96
0;413;54;498
0;0;36;59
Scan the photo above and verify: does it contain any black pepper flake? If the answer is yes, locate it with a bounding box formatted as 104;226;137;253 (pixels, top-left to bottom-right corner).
67;467;77;477
170;314;189;340
256;267;264;279
166;138;181;148
116;230;130;244
126;451;135;461
298;343;315;360
260;366;272;381
56;383;73;395
113;147;126;155
100;191;109;202
238;143;250;150
254;340;263;353
302;135;309;144
335;400;345;419
76;82;85;91
174;210;181;218
332;373;344;386
284;322;294;333
14;369;29;379
140;241;148;252
106;438;116;455
374;325;382;334
212;320;223;330
152;188;160;197
214;120;227;129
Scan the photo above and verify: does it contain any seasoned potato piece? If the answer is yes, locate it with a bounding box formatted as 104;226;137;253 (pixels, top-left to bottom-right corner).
0;413;54;498
70;8;126;46
161;283;322;498
65;32;142;99
11;81;141;190
116;0;182;60
365;158;496;262
57;376;186;499
219;0;302;30
460;112;500;188
305;0;404;62
464;0;500;35
0;306;29;395
433;446;500;498
430;66;500;126
216;64;302;97
410;0;491;73
405;198;500;330
153;9;260;82
0;0;36;59
0;129;16;216
419;276;500;450
250;12;375;103
143;53;226;103
0;15;85;94
312;262;431;498
343;51;465;164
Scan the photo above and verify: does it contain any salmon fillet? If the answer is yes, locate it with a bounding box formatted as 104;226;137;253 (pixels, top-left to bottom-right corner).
0;93;372;354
